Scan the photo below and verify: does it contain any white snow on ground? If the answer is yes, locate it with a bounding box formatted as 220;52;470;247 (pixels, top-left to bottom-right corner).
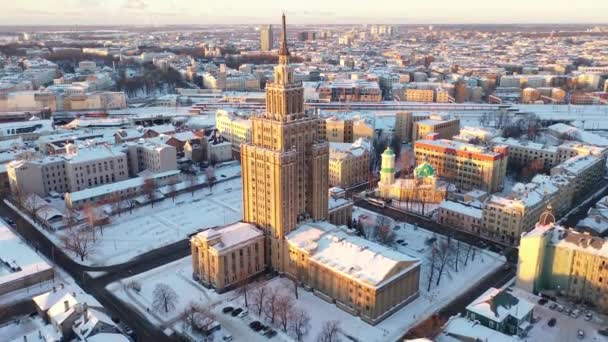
109;206;505;342
10;163;244;267
107;257;284;342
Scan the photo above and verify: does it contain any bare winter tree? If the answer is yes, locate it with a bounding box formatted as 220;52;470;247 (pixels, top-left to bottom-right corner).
435;237;454;286
375;224;396;246
317;320;342;342
60;227;98;262
182;301;215;333
63;207;78;231
142;177;156;207
205;166;216;193
289;308;311;342
187;173;197;197
251;284;268;316
83;203;104;237
426;245;438;292
263;287;281;324
276;293;294;332
152;283;179;314
401;148;413;177
110;192;123;216
26;194;46;223
236;273;250;308
167;181;178;203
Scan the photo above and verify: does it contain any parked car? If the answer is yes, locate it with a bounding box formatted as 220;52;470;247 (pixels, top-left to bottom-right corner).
261;326;271;335
396;239;404;244
577;329;585;339
265;329;277;338
548;318;557;327
584;312;593;321
222;334;233;341
598;328;608;336
556;305;564;312
538;298;548;305
222;306;234;314
571;309;581;318
393;225;401;230
549;303;557;310
238;310;249;319
250;321;262;331
231;308;243;317
3;217;15;226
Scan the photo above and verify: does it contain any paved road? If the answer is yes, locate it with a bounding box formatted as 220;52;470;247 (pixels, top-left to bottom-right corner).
0;201;188;342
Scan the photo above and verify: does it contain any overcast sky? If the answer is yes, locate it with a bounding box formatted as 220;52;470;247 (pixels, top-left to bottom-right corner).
3;0;608;25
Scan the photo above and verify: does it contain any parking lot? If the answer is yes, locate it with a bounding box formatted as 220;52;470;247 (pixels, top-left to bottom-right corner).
512;288;607;341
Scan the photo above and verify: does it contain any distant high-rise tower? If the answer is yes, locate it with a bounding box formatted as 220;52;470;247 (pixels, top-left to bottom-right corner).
242;14;329;272
260;25;273;51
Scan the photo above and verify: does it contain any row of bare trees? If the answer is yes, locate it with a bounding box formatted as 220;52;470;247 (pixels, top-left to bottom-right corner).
425;235;478;292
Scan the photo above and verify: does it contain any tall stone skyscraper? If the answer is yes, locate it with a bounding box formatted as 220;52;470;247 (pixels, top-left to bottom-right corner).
242;14;329;272
260;25;273;51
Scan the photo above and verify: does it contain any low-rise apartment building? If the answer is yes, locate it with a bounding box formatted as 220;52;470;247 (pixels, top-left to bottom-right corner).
191;222;265;292
413;138;508;193
328;139;370;188
7;145;129;196
412;114;460;141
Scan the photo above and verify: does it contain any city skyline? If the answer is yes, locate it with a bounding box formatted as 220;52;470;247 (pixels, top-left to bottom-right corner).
3;0;608;26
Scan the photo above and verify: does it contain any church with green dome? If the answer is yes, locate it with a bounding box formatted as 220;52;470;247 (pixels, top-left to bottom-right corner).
378;147;448;203
414;162;435;178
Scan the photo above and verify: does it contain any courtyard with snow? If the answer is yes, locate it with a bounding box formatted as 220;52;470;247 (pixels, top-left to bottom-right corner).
7;163;244;267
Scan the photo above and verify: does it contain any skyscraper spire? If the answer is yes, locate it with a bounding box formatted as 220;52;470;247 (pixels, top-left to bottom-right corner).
278;13;290;65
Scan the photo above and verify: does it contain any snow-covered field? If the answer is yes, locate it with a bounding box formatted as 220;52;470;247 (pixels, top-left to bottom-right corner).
109;207;506;342
9;163;244;267
78;176;243;266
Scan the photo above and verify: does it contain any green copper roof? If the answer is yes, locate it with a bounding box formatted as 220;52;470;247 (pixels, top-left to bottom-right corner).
414;162;435;178
382;147;395;156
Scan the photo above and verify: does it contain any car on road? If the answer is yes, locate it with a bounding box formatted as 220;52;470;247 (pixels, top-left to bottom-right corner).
577;329;585;339
231;308;243;317
538;298;548;305
222;306;233;314
548;318;556;327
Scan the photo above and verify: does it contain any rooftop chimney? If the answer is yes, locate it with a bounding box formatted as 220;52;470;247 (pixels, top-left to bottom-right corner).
64;300;69;313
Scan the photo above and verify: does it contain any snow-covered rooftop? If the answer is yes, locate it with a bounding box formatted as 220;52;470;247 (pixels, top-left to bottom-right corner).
466;287;534;323
438;200;482;219
286;222;420;288
193;222;263;254
0;221;52;287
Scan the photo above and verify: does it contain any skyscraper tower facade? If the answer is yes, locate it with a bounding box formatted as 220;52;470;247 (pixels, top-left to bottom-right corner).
242;14;329;272
260;25;273;51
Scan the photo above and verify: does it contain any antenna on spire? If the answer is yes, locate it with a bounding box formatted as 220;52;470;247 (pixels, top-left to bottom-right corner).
278;13;290;64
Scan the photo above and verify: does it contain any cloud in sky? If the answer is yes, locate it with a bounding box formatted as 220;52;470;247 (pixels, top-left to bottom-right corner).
1;0;608;25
